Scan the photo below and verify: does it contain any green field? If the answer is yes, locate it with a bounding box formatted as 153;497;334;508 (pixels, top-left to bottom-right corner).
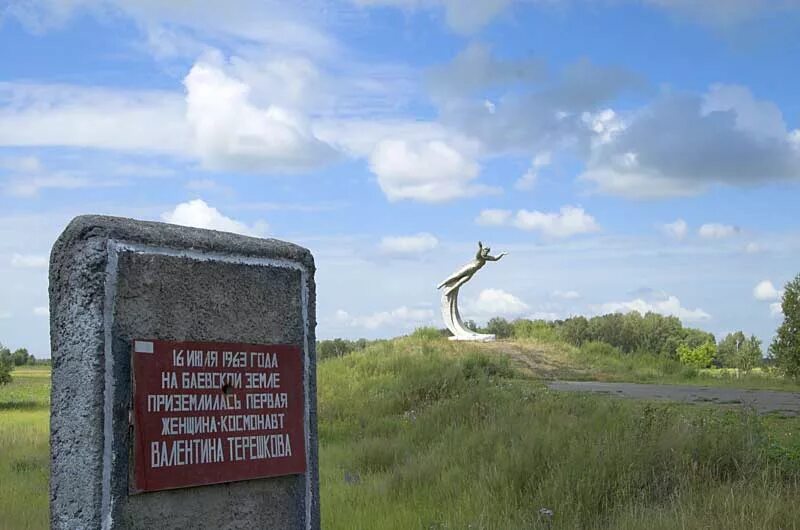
0;367;50;530
2;338;800;529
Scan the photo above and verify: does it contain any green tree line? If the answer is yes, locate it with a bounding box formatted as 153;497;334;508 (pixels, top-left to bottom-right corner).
476;312;762;369
0;343;42;385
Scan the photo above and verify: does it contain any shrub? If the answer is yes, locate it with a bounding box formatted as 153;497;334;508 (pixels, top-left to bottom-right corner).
678;342;715;369
318;338;371;361
0;356;12;385
559;316;589;346
579;340;624;358
511;319;559;342
484;317;513;339
410;327;443;341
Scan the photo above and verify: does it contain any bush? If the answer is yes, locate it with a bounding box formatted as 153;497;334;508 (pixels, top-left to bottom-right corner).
318;338;370;361
559;315;589;346
410;327;443;341
0;356;12;385
483;317;513;339
511;319;559;342
579;340;624;358
553;313;714;359
678;342;716;369
12;347;31;366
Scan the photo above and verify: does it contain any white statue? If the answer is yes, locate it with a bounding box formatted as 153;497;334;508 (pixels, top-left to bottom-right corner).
437;241;506;341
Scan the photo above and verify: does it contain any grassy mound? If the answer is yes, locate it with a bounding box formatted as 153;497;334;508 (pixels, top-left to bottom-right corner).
319;334;800;529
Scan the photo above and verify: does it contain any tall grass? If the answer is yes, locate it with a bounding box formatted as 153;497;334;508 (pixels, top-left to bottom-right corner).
2;345;799;529
0;367;50;530
319;334;800;529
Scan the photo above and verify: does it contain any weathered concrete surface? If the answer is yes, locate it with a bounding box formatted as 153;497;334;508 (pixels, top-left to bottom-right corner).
547;381;800;416
49;215;319;530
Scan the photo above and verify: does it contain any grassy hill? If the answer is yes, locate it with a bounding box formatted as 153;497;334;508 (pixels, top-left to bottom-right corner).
1;336;799;529
319;332;800;529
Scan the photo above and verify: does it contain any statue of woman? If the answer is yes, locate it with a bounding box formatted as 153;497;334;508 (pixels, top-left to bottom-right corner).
437;242;507;342
437;241;506;296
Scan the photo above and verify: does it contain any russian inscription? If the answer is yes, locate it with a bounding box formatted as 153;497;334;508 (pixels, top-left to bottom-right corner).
132;339;306;493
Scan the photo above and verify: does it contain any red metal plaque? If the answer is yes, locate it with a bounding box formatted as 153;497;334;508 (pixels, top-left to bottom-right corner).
131;339;306;493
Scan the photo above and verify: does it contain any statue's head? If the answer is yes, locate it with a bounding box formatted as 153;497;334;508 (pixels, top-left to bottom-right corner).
480;246;490;258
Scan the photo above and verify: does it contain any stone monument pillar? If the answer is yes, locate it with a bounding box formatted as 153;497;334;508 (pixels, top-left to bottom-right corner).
49;215;319;530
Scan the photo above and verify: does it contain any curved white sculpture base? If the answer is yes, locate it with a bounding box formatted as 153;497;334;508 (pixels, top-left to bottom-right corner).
441;287;496;342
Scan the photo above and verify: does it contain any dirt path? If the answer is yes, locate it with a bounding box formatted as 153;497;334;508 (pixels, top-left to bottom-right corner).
547;381;800;415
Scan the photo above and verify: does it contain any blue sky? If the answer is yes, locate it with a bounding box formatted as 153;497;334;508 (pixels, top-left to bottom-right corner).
1;0;799;356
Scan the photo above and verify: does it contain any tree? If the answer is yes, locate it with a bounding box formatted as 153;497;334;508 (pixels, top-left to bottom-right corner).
0;343;10;366
738;335;762;372
719;332;763;372
559;316;589;346
12;347;30;366
718;331;746;368
771;274;800;378
0;357;11;385
485;317;513;339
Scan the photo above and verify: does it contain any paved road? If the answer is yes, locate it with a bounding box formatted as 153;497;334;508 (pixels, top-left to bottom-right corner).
547;381;800;415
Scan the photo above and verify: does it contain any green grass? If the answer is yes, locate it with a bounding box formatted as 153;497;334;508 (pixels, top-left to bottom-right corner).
2;340;800;529
0;367;50;530
319;335;800;529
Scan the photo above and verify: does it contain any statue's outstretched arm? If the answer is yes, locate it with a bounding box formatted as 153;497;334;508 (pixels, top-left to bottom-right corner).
485;252;507;262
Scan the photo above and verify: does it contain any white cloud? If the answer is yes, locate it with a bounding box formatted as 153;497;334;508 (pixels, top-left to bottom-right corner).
10;254;48;269
368;137;494;202
6;0;336;57
184;55;337;173
597;294;711;322
352;0;512;33
1;155;130;198
661;218;688;241
702;84;788;140
475;206;600;238
0;82;190;154
551;290;581;300
513;206;600;238
583;108;625;146
6;174;93;198
753;280;781;301
528;311;561;321
644;0;796;27
754;278;789;319
185;179;235;196
580;86;800;199
515;152;551;191
475;208;512;226
335;305;435;329
33;306;49;317
427;42;546;97
745;242;764;254
378;233;439;255
161;199;268;237
464;288;529;317
698;223;740;239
